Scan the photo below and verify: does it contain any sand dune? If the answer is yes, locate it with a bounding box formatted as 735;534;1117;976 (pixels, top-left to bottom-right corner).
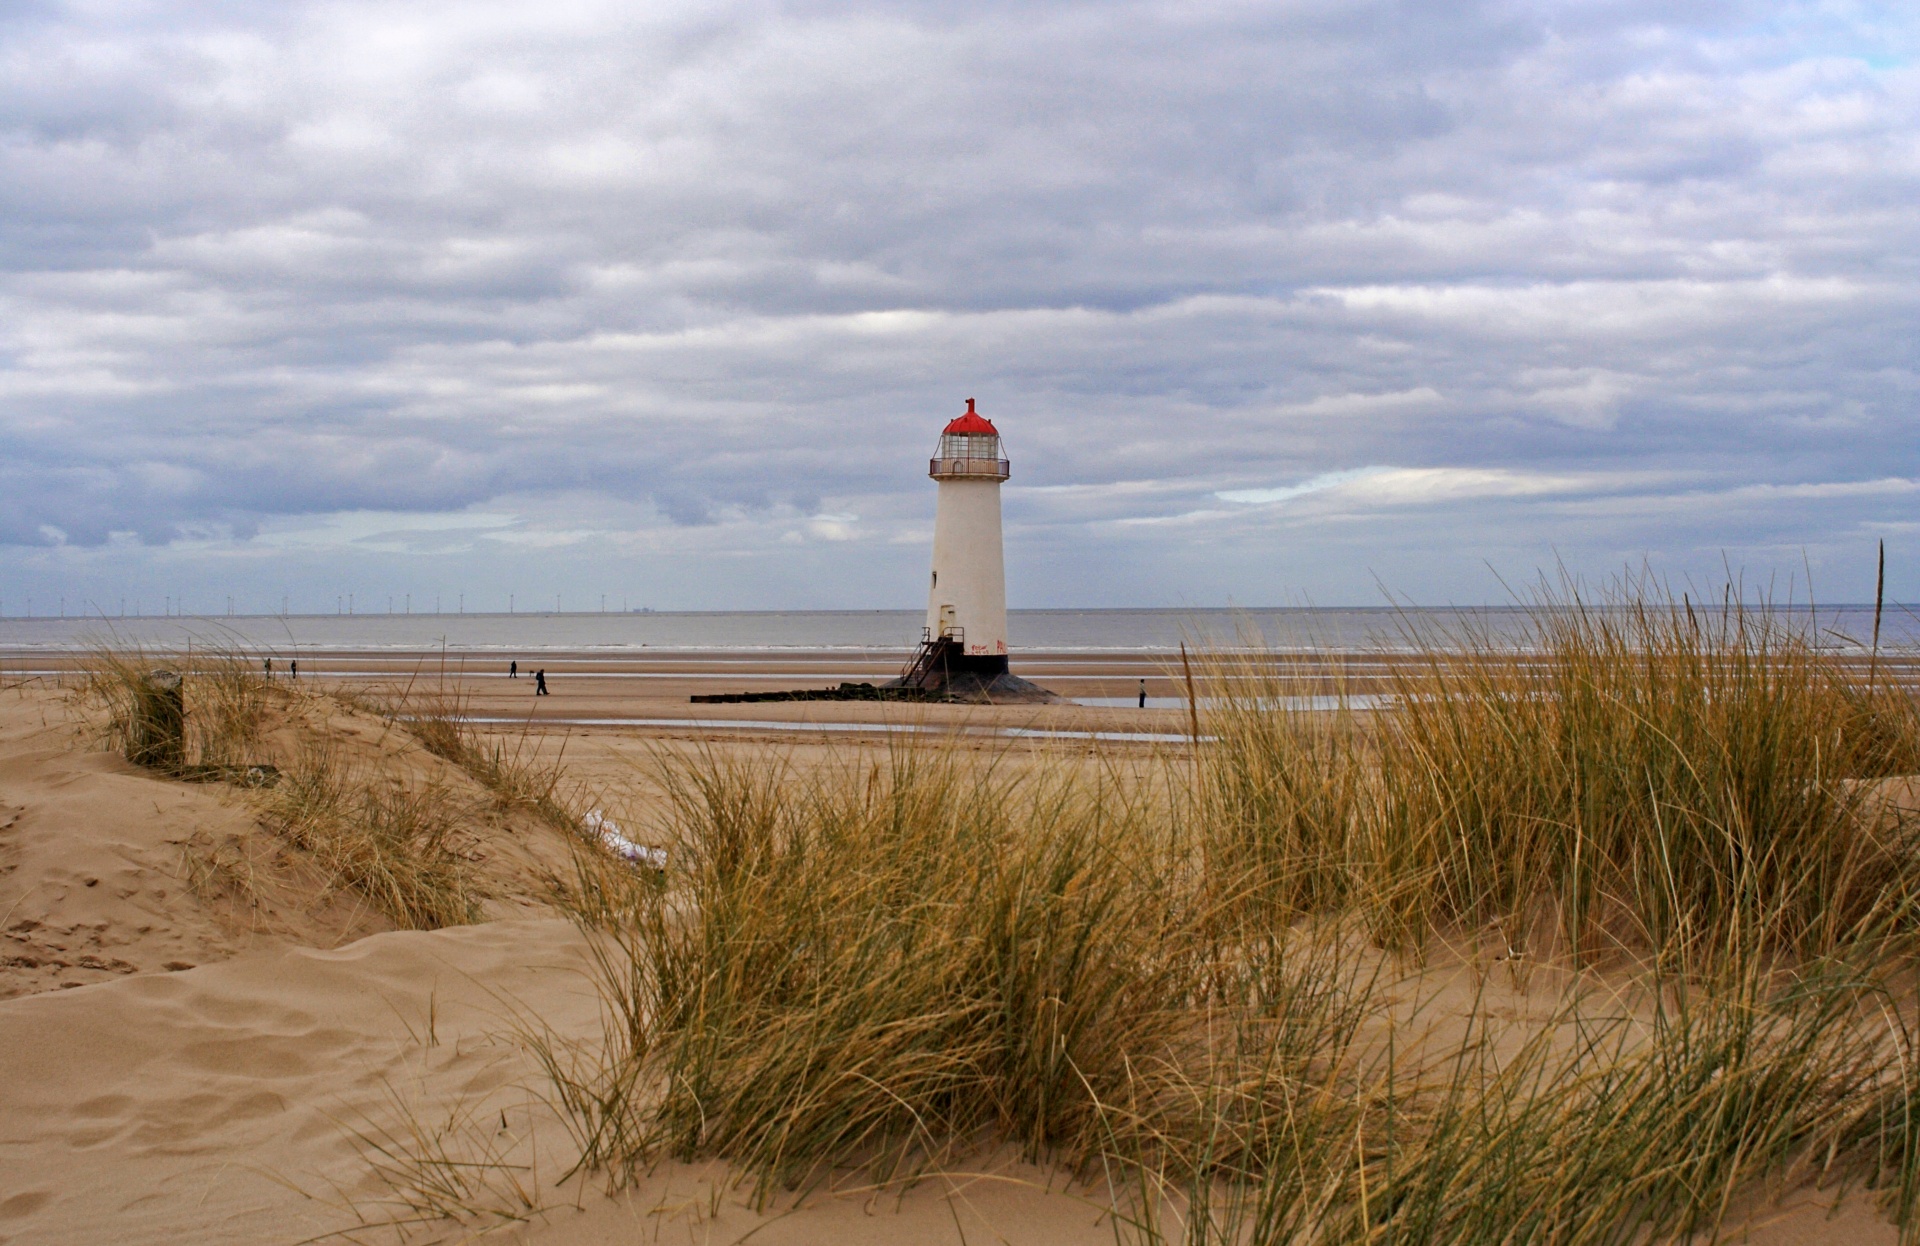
0;691;389;1000
0;678;593;1003
0;918;598;1243
0;910;1149;1246
0;670;1911;1244
2;915;1894;1246
0;680;1137;1244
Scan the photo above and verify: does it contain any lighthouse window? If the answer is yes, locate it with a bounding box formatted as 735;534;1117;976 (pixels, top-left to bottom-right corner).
931;571;938;588
938;433;1000;460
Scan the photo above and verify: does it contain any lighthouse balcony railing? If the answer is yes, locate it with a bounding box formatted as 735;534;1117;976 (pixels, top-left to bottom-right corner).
929;456;1010;480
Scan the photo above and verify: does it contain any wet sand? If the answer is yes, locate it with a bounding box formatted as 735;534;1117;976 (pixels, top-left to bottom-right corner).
2;646;1206;741
8;643;1910;746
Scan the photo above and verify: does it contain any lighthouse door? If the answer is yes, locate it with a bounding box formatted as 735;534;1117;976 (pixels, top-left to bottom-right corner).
937;604;957;640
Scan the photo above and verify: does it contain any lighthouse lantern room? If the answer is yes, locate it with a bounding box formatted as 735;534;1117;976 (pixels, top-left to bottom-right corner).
924;398;1011;674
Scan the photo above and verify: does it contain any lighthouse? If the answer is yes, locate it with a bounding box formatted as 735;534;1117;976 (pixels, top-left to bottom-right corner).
897;399;1056;702
926;398;1010;672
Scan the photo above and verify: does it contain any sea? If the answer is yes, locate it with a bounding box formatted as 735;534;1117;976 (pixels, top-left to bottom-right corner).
0;606;1913;654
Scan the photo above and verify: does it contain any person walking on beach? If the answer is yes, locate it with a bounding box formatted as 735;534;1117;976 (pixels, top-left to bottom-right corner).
509;660;518;679
1138;678;1147;709
534;669;549;696
289;659;298;680
264;657;272;678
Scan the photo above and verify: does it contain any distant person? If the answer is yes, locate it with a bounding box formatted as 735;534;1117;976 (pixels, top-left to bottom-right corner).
1138;678;1147;709
263;657;272;678
534;669;549;696
509;660;518;679
290;659;298;680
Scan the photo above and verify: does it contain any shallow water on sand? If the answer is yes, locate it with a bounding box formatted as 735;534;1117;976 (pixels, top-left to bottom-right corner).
456;714;1205;744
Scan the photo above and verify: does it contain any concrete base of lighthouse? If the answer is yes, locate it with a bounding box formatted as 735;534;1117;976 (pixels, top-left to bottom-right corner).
930;669;1061;704
885;637;1062;704
890;667;1061;704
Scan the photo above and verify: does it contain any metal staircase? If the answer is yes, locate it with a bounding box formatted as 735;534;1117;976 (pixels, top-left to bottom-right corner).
899;627;962;692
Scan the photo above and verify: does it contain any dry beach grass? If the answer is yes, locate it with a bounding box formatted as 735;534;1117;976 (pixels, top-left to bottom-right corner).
517;579;1920;1244
2;580;1919;1243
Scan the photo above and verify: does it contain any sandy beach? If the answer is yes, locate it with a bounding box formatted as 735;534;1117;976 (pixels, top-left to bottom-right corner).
0;655;1189;1244
2;644;1915;1244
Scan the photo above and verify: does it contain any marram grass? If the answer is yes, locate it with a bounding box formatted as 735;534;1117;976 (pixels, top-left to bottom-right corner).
79;644;487;931
540;743;1204;1198
519;581;1920;1239
82;643;274;774
385;680;587;833
1198;576;1920;961
261;743;483;930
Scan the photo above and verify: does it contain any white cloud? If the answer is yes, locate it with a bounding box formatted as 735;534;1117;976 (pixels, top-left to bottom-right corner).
1218;468;1395;505
806;513;860;542
1336;468;1621;506
481;529;600;549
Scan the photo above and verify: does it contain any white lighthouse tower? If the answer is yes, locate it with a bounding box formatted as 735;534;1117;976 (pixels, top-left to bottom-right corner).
925;398;1011;676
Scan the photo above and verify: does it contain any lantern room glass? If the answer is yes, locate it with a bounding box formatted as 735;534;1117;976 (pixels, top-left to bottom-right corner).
933;431;998;460
930;427;1009;480
938;432;1000;460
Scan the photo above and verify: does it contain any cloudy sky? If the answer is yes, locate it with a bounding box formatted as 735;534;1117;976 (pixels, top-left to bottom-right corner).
1;0;1914;615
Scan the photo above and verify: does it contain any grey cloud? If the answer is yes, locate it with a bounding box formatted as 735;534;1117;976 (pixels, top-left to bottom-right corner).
0;0;1916;607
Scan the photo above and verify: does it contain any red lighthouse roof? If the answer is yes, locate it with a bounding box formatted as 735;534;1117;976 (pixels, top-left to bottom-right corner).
943;397;998;435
